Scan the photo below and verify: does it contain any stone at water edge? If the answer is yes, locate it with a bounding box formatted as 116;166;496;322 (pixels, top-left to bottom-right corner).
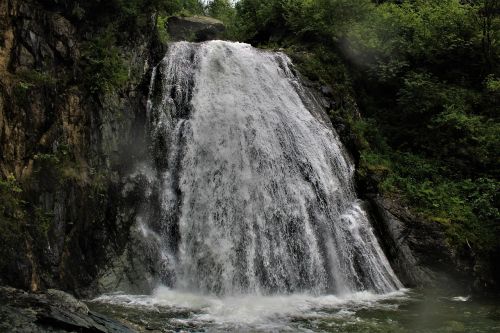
0;286;136;332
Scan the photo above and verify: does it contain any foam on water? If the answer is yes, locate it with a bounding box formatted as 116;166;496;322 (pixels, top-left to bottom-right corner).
92;286;408;329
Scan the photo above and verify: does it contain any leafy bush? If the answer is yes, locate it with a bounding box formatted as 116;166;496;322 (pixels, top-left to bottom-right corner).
156;15;170;45
81;29;128;95
207;0;237;38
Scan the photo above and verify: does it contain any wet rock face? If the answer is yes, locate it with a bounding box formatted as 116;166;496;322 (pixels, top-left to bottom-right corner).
0;0;160;296
367;196;474;292
167;16;225;42
0;286;136;332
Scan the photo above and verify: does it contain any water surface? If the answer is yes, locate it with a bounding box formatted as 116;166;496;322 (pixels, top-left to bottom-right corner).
89;287;500;332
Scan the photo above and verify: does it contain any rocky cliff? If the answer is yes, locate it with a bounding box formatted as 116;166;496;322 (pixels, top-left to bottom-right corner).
0;0;165;296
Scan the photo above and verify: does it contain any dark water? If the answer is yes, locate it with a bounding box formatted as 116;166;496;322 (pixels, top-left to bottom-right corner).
88;288;500;332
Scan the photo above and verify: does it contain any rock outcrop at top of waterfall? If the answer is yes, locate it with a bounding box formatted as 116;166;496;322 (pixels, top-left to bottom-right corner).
167;16;225;42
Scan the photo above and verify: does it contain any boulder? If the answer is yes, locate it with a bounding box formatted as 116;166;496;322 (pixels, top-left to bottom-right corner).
0;287;136;332
167;16;225;42
367;196;472;291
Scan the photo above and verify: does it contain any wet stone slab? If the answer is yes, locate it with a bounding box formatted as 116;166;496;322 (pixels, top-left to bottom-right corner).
0;286;136;333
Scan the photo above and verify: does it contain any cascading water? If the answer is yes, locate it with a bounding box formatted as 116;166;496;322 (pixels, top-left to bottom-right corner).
144;40;402;297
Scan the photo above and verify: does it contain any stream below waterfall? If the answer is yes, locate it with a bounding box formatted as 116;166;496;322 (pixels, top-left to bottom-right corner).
88;288;500;332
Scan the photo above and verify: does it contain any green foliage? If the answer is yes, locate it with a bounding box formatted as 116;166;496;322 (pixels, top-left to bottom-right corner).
286;0;373;40
233;0;374;42
33;145;89;186
387;156;498;252
16;69;57;86
156;15;170;45
230;0;500;256
73;0;206;95
207;0;234;19
207;0;237;38
389;72;500;169
13;69;58;106
81;29;128;95
144;0;205;16
0;174;24;221
232;0;287;41
485;74;500;92
355;141;499;252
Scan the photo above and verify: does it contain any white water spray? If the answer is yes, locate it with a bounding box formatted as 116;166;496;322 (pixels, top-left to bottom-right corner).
144;40;402;296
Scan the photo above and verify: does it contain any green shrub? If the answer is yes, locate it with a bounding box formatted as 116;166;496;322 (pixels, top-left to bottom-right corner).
81;29;128;95
156;15;170;45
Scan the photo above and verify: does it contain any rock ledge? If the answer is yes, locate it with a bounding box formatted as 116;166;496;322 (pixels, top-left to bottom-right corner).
167;16;225;42
0;286;136;332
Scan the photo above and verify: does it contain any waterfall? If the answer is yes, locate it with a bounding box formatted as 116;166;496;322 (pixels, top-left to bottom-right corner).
144;40;402;296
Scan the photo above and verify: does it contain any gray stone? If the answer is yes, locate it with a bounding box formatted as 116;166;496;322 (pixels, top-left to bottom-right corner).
18;45;35;67
46;289;89;314
367;196;469;291
167;16;225;42
320;85;333;96
0;287;136;333
54;40;67;58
